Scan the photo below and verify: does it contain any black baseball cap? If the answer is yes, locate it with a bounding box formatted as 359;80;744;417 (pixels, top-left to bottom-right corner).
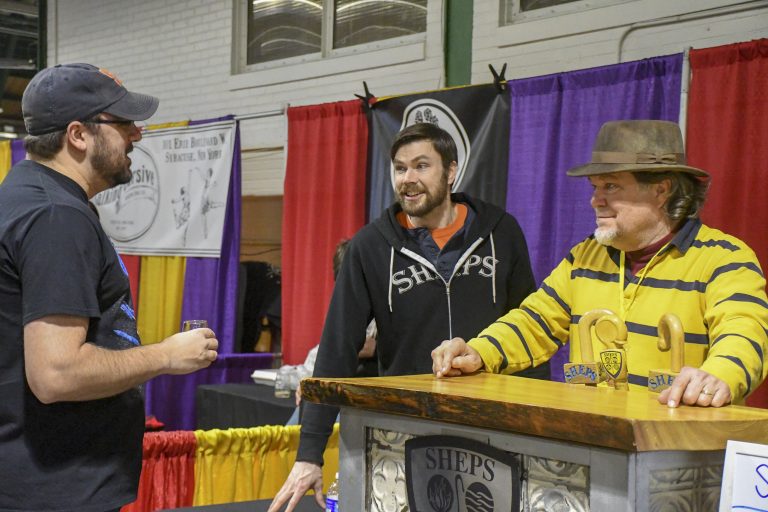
22;63;159;136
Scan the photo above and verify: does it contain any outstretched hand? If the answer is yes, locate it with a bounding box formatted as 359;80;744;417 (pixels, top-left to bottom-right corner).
658;366;731;408
268;461;324;512
431;337;484;378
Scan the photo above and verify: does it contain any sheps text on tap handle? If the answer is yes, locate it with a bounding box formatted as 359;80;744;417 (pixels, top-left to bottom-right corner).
648;313;684;393
563;309;615;386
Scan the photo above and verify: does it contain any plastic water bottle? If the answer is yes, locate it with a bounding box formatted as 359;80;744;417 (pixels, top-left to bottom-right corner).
274;365;292;398
325;472;339;512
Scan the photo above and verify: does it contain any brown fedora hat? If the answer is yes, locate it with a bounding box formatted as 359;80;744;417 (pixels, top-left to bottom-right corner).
567;120;709;178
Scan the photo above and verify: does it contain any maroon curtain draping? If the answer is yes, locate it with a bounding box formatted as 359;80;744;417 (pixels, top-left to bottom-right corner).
687;38;768;407
121;431;196;512
282;101;368;364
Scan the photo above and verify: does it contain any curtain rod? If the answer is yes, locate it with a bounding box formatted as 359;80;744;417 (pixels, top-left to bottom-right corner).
616;1;766;62
234;108;286;121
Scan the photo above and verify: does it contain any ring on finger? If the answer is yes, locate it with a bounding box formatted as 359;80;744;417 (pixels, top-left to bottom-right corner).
700;387;715;396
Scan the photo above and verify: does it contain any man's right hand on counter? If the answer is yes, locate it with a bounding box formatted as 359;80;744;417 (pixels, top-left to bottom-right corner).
658;366;732;408
268;461;324;512
432;337;484;378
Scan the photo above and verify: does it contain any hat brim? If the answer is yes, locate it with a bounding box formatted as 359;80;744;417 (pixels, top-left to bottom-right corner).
103;90;159;121
566;163;710;178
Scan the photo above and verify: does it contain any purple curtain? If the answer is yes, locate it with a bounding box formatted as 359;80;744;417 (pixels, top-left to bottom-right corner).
11;139;25;164
145;116;247;430
143;353;274;430
180;116;241;354
505;54;683;380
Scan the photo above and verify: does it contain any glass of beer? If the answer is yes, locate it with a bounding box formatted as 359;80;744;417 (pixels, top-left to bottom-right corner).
182;319;208;331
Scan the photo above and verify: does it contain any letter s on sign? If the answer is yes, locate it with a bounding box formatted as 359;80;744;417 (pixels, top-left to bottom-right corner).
755;463;768;498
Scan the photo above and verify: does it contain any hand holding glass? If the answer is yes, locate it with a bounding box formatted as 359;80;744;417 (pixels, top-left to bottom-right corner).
183;319;208;331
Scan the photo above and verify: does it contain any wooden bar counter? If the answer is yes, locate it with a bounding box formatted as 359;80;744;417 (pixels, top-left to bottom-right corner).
302;373;768;511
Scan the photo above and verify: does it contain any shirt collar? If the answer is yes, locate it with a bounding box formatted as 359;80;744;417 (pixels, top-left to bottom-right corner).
605;217;701;265
666;217;701;254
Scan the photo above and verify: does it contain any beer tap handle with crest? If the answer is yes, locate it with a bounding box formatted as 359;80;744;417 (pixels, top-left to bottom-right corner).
563;309;616;386
595;313;629;390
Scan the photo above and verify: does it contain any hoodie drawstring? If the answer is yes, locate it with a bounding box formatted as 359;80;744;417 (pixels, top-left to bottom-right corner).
490;231;497;304
388;247;394;312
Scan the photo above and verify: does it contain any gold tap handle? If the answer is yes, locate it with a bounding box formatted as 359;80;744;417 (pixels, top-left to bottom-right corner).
657;313;684;373
577;309;616;363
595;313;628;349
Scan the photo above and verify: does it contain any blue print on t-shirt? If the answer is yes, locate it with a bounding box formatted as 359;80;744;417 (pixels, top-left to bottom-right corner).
113;329;139;346
120;303;136;320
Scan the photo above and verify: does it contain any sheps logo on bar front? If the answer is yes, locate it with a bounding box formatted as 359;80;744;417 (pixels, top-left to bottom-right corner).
405;435;520;512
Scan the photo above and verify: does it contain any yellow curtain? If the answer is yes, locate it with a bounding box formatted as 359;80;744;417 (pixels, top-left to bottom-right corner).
0;140;11;183
193;424;340;505
137;256;186;344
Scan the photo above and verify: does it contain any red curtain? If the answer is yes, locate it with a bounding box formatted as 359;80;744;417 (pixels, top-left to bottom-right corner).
687;38;768;407
282;101;368;364
120;254;141;311
121;431;197;512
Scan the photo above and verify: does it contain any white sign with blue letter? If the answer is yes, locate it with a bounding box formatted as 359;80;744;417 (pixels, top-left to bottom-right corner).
93;119;235;257
720;440;768;511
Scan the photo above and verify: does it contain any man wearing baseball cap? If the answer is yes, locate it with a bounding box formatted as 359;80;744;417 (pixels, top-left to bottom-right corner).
432;120;768;409
0;63;219;511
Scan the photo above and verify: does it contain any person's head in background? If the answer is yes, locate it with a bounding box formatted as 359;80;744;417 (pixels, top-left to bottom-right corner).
332;239;350;281
390;123;458;221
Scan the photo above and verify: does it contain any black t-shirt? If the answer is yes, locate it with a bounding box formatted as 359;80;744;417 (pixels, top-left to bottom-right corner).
0;160;144;512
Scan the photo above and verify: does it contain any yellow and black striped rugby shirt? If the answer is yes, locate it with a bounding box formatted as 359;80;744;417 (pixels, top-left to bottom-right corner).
468;218;768;402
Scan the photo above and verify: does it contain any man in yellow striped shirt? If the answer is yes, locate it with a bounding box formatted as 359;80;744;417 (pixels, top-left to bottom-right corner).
432;120;768;409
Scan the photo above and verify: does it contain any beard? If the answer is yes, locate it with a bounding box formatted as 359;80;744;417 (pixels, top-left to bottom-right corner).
594;226;618;246
396;174;450;218
90;131;133;188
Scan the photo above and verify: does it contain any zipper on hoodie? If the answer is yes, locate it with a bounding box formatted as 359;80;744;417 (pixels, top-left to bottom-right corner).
446;284;453;339
398;237;486;340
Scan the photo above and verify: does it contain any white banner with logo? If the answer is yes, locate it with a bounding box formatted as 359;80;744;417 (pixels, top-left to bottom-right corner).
93;120;235;257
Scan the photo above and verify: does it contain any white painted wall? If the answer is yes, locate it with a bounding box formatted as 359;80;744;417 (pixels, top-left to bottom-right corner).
472;0;768;82
46;0;768;195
